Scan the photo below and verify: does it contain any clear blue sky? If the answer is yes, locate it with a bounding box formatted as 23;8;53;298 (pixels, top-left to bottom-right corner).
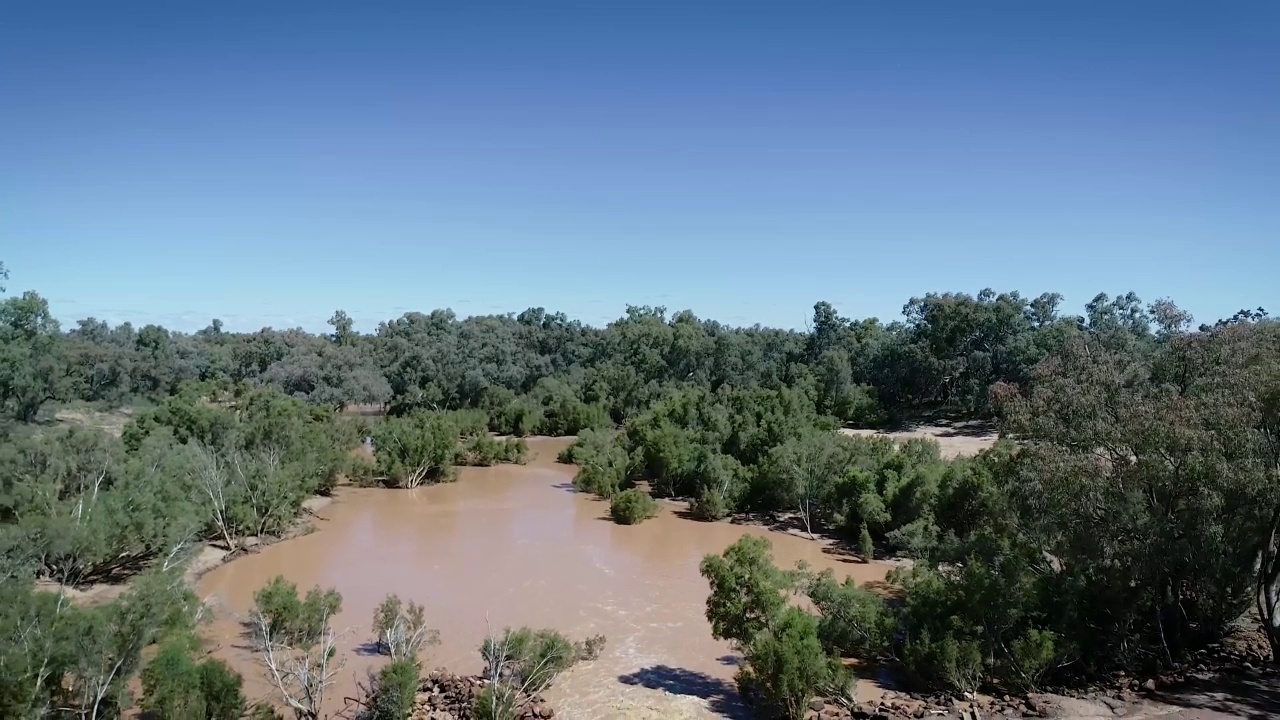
2;2;1276;333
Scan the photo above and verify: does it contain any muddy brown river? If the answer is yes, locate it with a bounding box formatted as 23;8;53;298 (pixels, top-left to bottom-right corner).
197;438;890;719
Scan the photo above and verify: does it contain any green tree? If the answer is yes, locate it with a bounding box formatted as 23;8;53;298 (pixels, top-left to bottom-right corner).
737;607;846;720
699;536;794;649
0;291;69;422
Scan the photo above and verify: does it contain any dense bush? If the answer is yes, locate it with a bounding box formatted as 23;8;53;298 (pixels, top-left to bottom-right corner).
481;627;578;692
363;659;420;720
564;430;630;498
251;575;343;648
456;433;527;466
141;637;247;720
803;569;892;658
0;569;204;719
476;626;605;720
738;607;848;720
370;412;458;488
609;489;658;525
701;538;853;718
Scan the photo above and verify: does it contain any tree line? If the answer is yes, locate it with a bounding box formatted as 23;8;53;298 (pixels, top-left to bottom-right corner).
7;254;1224;431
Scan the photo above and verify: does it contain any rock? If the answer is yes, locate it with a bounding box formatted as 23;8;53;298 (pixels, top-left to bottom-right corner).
811;698;828;712
1141;679;1156;692
1099;696;1124;710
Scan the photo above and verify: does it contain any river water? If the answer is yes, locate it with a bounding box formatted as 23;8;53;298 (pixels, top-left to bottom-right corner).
197;438;890;719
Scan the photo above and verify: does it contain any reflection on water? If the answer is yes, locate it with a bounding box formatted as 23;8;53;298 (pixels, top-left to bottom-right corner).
197;438;890;719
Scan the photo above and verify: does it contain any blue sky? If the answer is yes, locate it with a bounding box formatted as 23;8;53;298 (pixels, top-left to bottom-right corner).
2;2;1276;333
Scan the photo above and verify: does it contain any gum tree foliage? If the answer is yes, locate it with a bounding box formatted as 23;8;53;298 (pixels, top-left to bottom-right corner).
0;292;71;422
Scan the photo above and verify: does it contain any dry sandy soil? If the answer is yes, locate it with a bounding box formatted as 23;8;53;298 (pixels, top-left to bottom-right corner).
839;419;999;459
54;406;136;437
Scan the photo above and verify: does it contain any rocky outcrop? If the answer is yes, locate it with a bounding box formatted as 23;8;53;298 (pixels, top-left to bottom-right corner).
801;692;1046;719
411;670;556;720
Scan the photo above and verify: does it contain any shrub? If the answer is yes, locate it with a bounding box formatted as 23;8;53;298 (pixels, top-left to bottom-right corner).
474;627;604;720
858;523;874;562
346;451;379;486
557;428;616;465
481;627;579;693
141;638;206;719
365;659;420;720
141;638;246;720
737;607;845;720
689;488;731;521
449;409;490;438
688;451;745;520
575;633;607;661
371;412;458;488
372;594;440;661
899;627;984;695
252;576;343;648
456;434;527;466
199;659;247;720
804;569;892;658
609;489;658;525
495;396;545;437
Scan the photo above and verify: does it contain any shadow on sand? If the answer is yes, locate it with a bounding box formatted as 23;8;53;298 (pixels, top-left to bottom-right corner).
1153;672;1280;720
617;665;748;718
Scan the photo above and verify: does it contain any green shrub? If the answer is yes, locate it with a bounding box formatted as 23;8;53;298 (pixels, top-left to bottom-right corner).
141;638;246;720
688;451;745;520
371;412;458;488
141;638;206;719
366;659;420;720
689;487;731;521
473;685;519;720
495;396;545;437
372;594;439;660
346;452;379;487
737;607;845;720
449;408;490;437
899;627;984;694
252;576;343;648
481;627;579;693
198;658;247;720
456;434;527;466
557;428;616;465
609;489;658;525
858;523;874;562
804;569;891;658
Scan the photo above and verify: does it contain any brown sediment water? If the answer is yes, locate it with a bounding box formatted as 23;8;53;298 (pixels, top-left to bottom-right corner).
197;438;892;719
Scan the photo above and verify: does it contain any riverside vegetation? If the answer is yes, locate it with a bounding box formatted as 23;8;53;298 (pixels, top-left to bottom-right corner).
1;257;1279;718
